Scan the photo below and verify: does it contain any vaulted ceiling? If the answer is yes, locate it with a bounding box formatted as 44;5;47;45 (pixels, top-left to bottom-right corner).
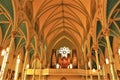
33;0;91;50
0;0;120;67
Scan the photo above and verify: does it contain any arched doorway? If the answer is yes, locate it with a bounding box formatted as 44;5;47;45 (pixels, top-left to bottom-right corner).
61;77;67;80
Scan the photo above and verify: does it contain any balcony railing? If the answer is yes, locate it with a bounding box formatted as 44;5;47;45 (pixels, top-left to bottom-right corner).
26;69;100;76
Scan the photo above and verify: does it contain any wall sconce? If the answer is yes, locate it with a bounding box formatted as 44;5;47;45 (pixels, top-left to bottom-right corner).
1;49;6;56
6;47;9;52
0;47;9;80
118;48;120;63
14;55;20;80
56;63;60;69
105;58;109;64
17;55;20;64
26;64;29;69
88;61;90;68
98;65;101;70
68;64;73;69
118;48;120;56
92;68;96;72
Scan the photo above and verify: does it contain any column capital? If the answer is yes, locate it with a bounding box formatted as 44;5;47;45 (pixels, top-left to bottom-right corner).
103;28;110;36
110;61;114;64
33;52;38;58
36;55;40;60
0;46;3;51
41;60;43;64
13;54;16;58
11;30;17;38
25;44;30;50
98;69;100;72
6;61;9;64
84;59;88;64
88;53;92;59
93;44;98;51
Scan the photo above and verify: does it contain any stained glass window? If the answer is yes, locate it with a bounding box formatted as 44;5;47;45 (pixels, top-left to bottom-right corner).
58;46;71;58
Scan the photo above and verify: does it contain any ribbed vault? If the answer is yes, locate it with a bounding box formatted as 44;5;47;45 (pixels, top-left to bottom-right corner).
0;0;120;76
33;0;91;57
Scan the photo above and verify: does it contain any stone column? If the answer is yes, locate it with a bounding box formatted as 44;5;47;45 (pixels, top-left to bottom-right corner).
14;55;20;80
89;57;93;80
87;36;93;80
104;28;119;80
8;54;16;80
82;45;88;80
22;44;30;80
102;65;107;80
1;31;17;80
32;56;36;80
39;43;43;80
93;44;101;80
100;53;107;80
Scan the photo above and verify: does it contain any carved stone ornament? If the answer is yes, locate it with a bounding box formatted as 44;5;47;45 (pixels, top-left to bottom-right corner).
103;28;109;36
11;31;17;38
26;44;30;50
0;46;3;51
93;44;98;51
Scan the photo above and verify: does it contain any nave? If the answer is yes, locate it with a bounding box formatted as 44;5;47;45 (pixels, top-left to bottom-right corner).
0;0;120;80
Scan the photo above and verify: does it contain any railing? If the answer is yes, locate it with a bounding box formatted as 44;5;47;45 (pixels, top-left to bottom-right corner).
26;69;99;76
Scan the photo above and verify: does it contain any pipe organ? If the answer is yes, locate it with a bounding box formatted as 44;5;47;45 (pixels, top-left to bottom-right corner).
51;47;77;69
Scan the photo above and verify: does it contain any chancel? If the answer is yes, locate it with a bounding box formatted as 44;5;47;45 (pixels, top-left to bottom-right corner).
0;0;120;80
